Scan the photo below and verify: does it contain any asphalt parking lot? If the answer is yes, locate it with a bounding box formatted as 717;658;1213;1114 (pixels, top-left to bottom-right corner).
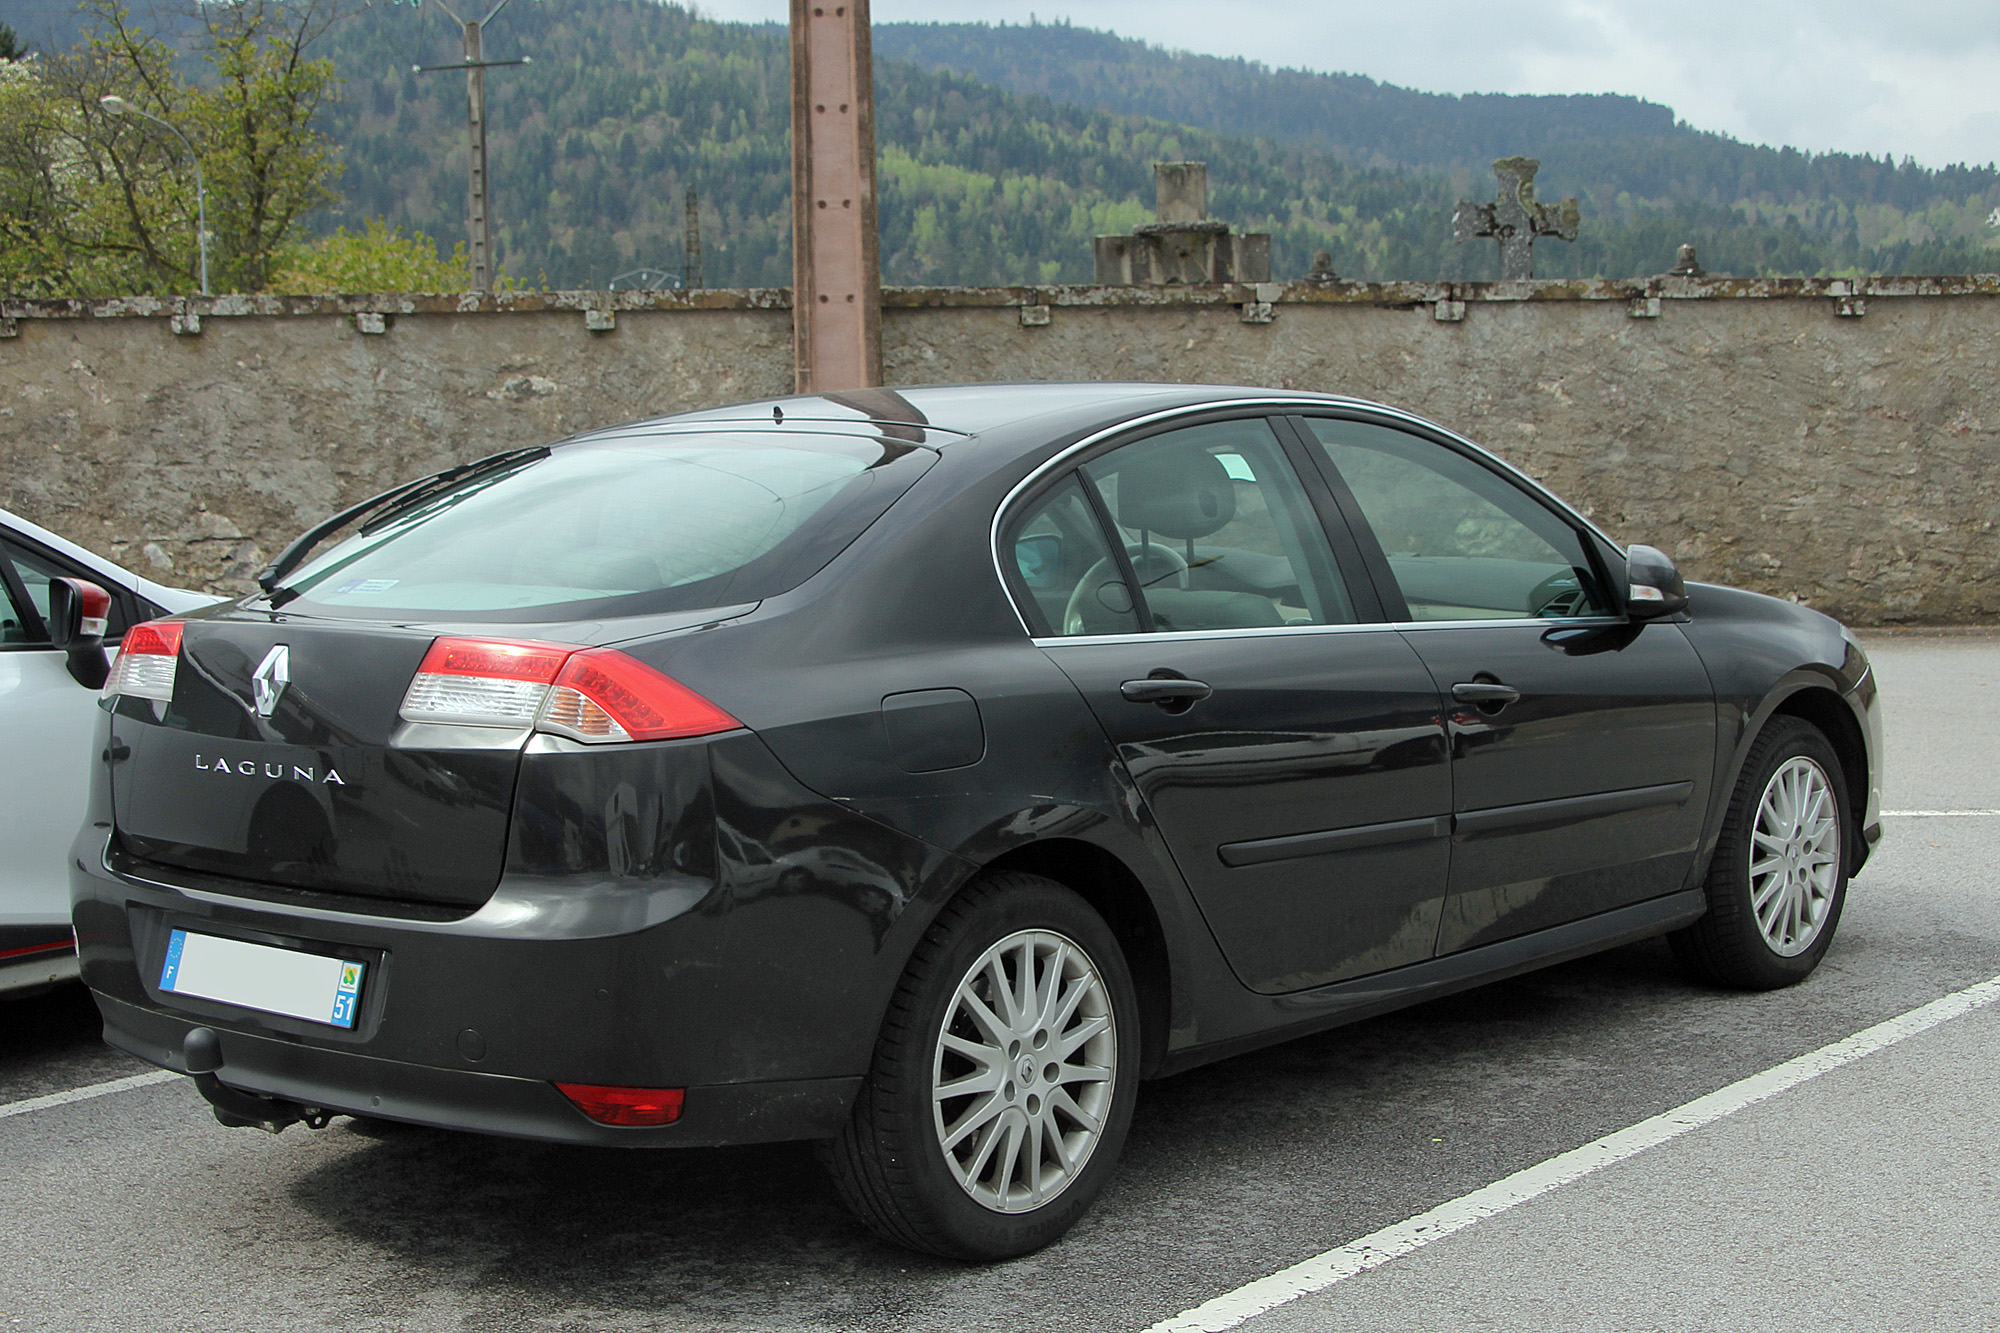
4;632;1997;1333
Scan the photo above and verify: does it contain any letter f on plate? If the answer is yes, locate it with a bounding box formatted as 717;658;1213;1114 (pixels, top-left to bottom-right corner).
253;645;290;718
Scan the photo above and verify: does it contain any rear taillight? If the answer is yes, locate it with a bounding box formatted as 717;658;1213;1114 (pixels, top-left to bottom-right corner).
539;648;740;743
555;1082;684;1127
398;637;740;744
103;619;185;703
400;637;570;727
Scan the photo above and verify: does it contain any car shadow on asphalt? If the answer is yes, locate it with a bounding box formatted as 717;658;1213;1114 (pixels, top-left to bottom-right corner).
279;938;1719;1327
0;980;149;1101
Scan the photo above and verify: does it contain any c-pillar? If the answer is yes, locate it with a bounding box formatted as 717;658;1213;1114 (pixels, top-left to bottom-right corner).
790;0;882;392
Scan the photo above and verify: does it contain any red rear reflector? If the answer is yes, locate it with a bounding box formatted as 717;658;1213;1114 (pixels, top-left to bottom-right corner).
539;649;740;744
555;1082;685;1127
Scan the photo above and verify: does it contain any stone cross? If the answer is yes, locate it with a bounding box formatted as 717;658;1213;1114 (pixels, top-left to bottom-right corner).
1452;155;1579;280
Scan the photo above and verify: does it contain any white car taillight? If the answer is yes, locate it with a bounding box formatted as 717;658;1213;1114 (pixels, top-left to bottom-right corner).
103;620;185;703
399;638;571;727
398;637;741;744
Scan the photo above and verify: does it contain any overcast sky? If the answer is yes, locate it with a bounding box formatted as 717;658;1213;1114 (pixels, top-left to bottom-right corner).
698;0;2000;169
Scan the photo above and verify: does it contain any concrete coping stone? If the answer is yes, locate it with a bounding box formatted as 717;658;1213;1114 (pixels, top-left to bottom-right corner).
3;274;1998;323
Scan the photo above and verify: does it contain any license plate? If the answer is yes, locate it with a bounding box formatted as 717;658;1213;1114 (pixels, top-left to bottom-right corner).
159;929;365;1029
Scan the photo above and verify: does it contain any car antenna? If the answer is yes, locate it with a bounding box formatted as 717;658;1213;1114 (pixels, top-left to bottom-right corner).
773;404;784;423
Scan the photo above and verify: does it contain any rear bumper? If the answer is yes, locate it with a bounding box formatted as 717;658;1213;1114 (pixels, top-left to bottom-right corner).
97;993;859;1146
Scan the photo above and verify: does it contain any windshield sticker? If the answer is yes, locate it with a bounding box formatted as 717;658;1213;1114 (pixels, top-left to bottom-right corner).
334;578;400;595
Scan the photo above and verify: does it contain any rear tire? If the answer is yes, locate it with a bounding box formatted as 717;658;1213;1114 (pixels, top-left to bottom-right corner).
822;872;1140;1260
1672;715;1850;989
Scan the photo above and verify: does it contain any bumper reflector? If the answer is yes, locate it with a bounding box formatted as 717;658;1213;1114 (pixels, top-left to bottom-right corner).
555;1082;686;1127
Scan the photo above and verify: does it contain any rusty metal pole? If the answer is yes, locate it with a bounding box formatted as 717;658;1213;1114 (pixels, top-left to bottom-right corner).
789;0;881;392
463;17;493;292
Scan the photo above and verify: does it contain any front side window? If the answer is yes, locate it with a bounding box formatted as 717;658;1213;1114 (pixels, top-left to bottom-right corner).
1080;418;1357;632
279;432;933;621
1301;418;1611;622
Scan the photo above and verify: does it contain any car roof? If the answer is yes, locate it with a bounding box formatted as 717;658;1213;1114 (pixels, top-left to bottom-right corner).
561;382;1383;455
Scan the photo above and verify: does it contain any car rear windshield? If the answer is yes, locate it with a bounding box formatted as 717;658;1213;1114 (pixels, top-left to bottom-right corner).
280;431;934;621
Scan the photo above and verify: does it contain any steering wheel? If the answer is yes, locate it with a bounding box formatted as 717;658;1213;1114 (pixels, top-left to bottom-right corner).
1062;543;1189;635
1527;568;1593;619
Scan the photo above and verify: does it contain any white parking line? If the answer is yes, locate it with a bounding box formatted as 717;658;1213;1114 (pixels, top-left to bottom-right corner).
1881;809;2000;817
0;1069;180;1122
1145;972;2000;1333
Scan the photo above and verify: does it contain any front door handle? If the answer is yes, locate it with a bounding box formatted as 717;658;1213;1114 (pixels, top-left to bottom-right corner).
1451;680;1521;707
1120;677;1213;706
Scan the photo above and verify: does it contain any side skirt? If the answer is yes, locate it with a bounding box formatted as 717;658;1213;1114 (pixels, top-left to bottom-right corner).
1153;889;1707;1079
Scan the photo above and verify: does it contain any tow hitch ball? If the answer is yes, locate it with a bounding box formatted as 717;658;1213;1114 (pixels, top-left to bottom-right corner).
184;1027;332;1135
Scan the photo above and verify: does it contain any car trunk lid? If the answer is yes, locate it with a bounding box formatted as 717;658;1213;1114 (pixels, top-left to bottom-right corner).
110;617;522;909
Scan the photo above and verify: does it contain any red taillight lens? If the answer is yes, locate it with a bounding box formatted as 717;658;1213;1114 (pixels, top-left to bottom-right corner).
538;648;740;744
554;1082;685;1127
399;636;572;728
417;638;571;682
103;619;185;702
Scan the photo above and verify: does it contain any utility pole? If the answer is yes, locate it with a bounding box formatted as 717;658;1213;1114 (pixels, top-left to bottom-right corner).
789;0;881;391
684;185;702;290
412;0;530;292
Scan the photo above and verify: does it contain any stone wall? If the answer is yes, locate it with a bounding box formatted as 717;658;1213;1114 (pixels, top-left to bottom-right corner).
3;277;1996;624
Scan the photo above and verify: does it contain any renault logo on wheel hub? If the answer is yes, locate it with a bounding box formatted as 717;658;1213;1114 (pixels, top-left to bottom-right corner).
252;645;290;718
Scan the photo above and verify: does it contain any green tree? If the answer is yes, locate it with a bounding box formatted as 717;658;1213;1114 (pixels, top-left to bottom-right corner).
0;23;26;61
271;216;475;290
0;0;342;296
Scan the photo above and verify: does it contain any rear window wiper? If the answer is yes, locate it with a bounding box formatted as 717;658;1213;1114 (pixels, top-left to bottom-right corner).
256;446;551;606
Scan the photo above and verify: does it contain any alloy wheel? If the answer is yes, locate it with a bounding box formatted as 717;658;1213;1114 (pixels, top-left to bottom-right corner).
931;929;1116;1214
1749;755;1841;957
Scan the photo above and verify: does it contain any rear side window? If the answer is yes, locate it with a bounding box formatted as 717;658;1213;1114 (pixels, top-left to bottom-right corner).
281;433;934;621
1003;474;1141;636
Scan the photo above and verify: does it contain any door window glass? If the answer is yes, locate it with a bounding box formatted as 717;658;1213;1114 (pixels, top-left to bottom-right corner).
1301;418;1611;622
1081;419;1356;632
1002;474;1142;636
1;539;133;642
0;552;39;645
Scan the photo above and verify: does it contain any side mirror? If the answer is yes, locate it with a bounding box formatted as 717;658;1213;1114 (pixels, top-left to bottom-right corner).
1626;545;1688;620
49;577;113;689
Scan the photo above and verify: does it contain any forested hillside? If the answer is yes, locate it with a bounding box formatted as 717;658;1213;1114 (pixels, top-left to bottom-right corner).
9;0;1998;288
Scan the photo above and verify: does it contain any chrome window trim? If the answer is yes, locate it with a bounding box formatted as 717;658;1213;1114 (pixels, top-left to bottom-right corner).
989;391;1626;640
1032;614;1627;650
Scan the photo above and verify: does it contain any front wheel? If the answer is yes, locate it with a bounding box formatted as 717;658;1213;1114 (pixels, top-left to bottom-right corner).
1672;715;1850;989
822;872;1140;1260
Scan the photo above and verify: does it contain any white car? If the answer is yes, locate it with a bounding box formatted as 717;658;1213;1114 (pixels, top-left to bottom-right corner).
1;508;217;996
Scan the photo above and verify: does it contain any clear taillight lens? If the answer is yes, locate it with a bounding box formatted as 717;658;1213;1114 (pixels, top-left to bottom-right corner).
399;637;740;744
399;638;570;727
103;620;185;703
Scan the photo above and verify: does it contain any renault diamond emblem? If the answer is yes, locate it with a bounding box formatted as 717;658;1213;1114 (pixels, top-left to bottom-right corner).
252;645;290;718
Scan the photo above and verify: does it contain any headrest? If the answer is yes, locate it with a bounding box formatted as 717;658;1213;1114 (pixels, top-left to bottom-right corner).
1115;444;1236;540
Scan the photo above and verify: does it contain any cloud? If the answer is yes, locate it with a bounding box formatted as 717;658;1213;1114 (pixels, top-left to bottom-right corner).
695;0;2000;166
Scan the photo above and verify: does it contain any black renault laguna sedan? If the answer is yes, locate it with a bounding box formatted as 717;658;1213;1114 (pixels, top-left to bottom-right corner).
67;382;1879;1259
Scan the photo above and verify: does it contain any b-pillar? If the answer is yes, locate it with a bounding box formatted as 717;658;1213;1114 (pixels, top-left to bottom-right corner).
789;0;882;392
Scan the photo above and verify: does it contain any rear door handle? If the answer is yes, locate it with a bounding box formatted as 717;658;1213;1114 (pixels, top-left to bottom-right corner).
1451;681;1521;706
1120;677;1213;705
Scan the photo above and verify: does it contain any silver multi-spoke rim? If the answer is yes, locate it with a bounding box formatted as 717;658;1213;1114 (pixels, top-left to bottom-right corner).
931;929;1116;1214
1750;756;1841;957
